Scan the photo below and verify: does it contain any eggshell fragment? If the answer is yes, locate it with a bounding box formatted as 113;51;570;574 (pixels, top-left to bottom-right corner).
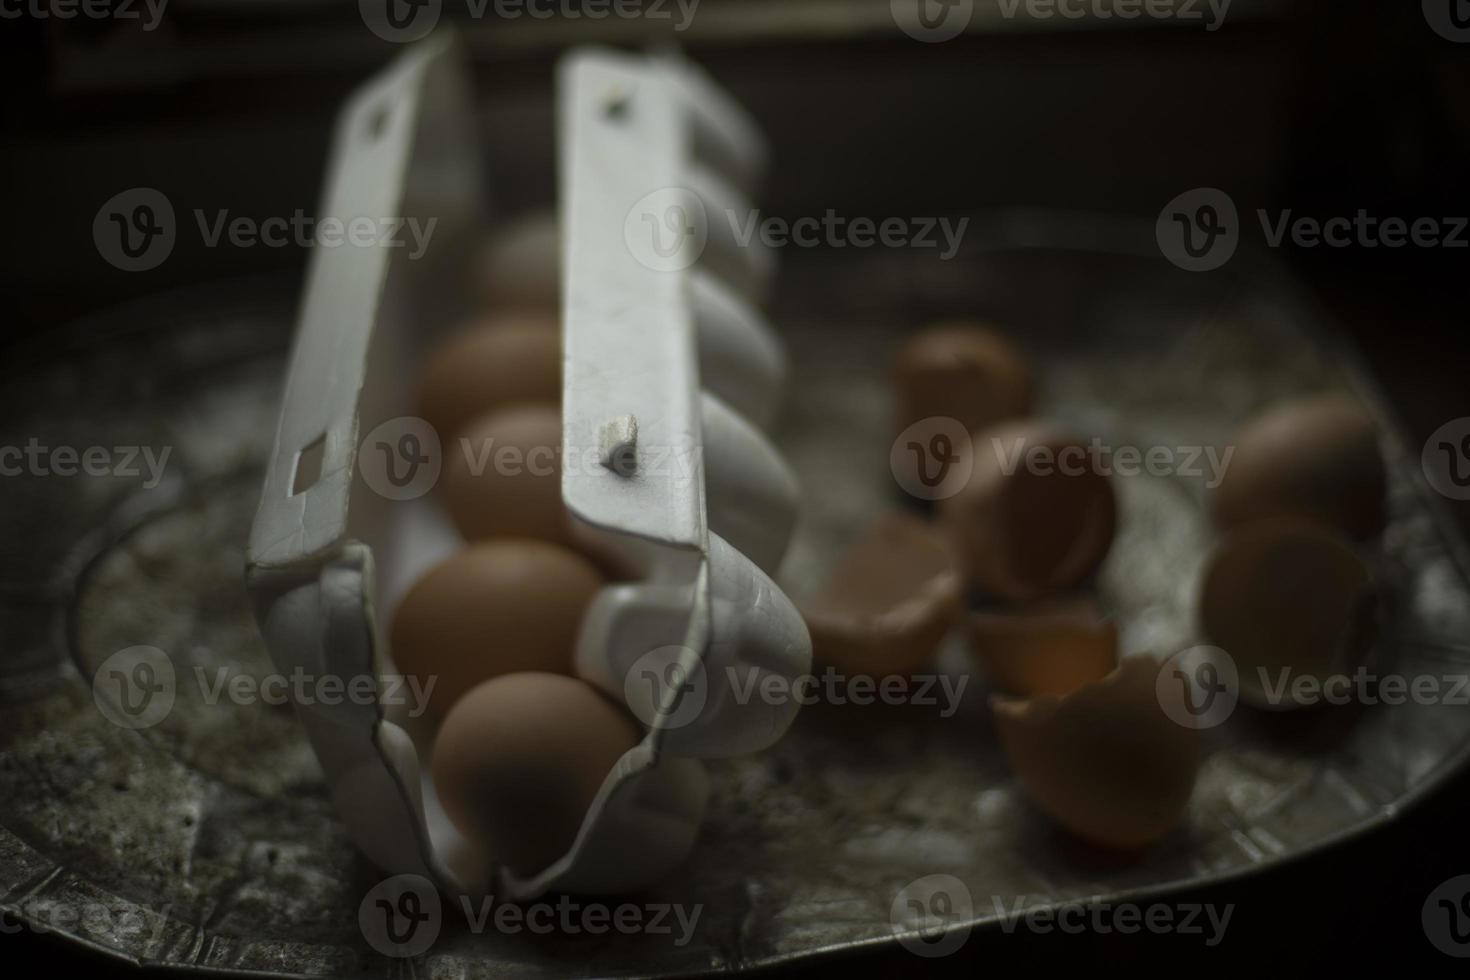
1212;393;1386;539
969;598;1118;697
891;322;1033;438
992;656;1199;849
800;512;962;676
1199;518;1377;709
415;315;560;444
432;672;640;877
444;404;570;545
389;541;604;717
940;420;1116;602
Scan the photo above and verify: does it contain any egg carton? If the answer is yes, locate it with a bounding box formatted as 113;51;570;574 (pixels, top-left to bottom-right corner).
245;32;810;901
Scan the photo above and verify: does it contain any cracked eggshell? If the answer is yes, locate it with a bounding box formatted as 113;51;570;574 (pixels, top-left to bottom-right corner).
993;656;1199;849
1200;517;1378;709
940;420;1117;602
969;597;1118;698
799;512;962;676
1212;393;1386;540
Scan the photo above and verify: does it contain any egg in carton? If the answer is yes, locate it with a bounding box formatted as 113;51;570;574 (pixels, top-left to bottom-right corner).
245;32;810;902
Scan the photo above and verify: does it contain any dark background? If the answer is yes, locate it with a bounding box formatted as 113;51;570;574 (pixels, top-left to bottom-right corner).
2;0;1468;973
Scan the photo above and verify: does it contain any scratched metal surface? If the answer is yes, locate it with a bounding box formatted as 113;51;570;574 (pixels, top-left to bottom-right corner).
2;238;1469;976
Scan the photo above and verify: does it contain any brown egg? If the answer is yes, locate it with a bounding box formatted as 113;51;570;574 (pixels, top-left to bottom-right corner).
389;541;604;717
443;404;569;545
1199;518;1377;709
940;420;1116;602
800;512;962;676
415;314;560;444
969;598;1118;698
993;656;1199;849
432;672;640;878
891;322;1033;438
475;212;560;314
1212;393;1386;539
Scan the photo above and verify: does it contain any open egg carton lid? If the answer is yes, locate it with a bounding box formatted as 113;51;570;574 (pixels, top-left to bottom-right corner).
245;31;810;903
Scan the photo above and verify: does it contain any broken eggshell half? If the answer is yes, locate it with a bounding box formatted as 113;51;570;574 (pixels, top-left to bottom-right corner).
799;512;963;678
992;656;1200;850
969;597;1118;698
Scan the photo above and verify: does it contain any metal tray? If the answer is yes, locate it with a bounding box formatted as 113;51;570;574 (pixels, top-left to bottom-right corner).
2;225;1469;974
